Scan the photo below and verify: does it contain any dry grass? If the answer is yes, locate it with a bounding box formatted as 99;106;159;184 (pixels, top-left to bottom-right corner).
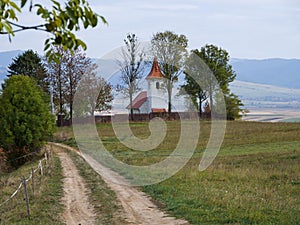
0;153;64;224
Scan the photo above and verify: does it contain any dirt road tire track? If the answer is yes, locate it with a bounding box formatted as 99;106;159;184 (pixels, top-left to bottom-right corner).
57;151;96;225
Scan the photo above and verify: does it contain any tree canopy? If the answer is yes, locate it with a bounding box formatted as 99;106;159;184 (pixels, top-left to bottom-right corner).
7;49;48;91
118;33;145;120
46;46;96;123
0;0;107;61
151;31;188;115
181;45;243;119
180;50;208;116
0;76;55;167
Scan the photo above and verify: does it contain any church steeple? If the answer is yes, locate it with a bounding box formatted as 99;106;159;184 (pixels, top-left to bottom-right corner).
146;58;164;79
146;58;166;113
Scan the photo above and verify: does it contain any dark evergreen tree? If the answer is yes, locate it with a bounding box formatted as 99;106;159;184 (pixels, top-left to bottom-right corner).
7;49;48;91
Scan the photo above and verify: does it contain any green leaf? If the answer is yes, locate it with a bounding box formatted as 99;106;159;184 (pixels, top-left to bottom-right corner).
9;1;21;12
99;15;108;24
55;34;62;44
76;39;87;50
21;0;27;8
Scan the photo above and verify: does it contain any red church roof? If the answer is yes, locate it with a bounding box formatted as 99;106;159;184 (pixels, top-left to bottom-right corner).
152;108;166;113
126;91;147;109
146;58;164;79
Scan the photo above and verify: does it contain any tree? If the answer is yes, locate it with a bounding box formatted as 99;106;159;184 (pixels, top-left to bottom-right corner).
118;33;145;121
7;49;48;91
196;45;243;119
180;50;208;117
74;66;113;117
151;31;188;115
95;77;113;112
46;46;98;123
0;0;107;61
224;93;244;120
0;76;55;167
196;45;236;110
46;47;67;126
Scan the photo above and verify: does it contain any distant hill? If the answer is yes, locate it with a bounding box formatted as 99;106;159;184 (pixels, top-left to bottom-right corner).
0;50;23;83
231;58;300;89
0;50;22;66
230;80;300;109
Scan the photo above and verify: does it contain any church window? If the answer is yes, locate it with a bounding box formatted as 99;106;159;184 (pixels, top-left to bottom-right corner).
156;82;160;89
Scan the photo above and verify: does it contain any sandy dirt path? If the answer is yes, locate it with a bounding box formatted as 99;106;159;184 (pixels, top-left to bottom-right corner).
57;150;96;225
52;143;189;225
82;154;189;225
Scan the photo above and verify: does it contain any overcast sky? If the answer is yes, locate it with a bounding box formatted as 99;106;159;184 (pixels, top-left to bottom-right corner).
0;0;299;59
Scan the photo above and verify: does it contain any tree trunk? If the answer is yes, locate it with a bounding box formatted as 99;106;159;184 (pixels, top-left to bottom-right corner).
130;92;134;121
69;74;73;123
198;95;202;118
209;77;213;116
58;65;63;127
167;80;172;117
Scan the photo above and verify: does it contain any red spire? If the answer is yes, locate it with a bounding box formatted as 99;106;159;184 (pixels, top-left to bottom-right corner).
146;58;164;79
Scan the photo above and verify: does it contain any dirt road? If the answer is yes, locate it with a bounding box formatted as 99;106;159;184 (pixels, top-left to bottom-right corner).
52;143;189;225
82;154;189;225
57;151;96;225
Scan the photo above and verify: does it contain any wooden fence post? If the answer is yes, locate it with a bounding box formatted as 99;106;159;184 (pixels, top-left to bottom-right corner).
44;152;47;165
31;168;35;196
39;160;43;176
22;176;30;219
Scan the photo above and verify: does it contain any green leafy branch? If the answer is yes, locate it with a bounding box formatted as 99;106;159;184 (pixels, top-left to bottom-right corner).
0;0;107;62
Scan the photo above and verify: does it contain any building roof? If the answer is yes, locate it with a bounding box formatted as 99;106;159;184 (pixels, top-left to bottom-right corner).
126;91;147;109
152;108;166;113
146;58;164;79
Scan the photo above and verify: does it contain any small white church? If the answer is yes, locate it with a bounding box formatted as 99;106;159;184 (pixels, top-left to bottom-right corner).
127;58;167;114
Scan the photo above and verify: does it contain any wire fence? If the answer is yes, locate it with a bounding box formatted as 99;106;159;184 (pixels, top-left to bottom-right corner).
0;147;53;219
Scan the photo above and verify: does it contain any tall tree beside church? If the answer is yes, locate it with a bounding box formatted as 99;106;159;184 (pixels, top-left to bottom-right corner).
180;50;208;117
7;50;48;91
151;31;188;115
196;45;236;111
118;33;145;121
195;44;243;119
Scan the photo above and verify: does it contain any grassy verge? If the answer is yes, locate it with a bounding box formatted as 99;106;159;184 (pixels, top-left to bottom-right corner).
67;150;127;225
0;154;64;224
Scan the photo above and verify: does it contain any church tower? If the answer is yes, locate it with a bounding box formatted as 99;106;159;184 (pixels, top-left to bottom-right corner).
146;58;166;113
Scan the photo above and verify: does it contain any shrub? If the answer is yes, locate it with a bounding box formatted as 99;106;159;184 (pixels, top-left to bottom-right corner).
0;76;55;168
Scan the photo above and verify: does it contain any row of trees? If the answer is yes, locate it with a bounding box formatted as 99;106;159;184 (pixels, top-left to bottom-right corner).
120;31;244;120
0;0;108;169
7;48;114;124
0;48;113;168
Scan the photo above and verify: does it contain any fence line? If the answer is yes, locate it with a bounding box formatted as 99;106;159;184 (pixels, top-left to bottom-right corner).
0;150;50;208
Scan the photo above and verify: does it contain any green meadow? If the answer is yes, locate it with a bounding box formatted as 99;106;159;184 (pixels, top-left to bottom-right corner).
56;120;300;224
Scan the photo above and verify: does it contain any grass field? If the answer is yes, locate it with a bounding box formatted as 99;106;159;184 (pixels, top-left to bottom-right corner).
0;152;64;224
55;120;300;224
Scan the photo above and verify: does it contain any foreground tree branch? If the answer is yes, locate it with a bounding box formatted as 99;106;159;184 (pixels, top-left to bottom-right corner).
0;0;107;62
